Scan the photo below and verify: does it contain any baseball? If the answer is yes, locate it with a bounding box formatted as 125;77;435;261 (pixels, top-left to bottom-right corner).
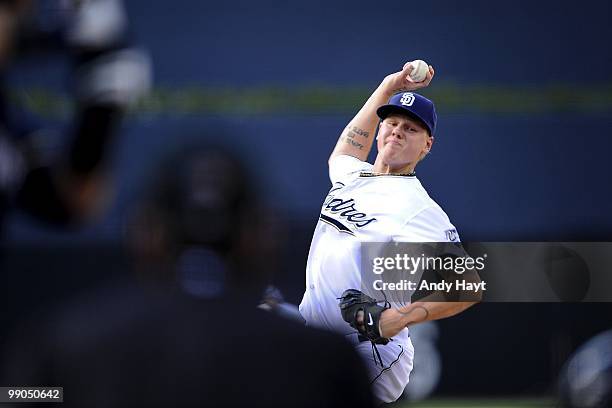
409;59;429;82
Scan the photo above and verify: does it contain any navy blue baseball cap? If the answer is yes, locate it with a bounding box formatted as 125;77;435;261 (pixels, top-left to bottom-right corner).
376;92;437;135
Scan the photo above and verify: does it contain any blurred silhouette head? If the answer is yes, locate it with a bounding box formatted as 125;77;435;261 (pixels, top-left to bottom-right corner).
127;145;276;290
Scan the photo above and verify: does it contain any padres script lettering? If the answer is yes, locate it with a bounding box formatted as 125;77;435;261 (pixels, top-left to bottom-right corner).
322;183;376;228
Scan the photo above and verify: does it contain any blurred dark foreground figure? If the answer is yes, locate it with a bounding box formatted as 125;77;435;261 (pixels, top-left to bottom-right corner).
558;329;612;408
2;145;375;408
0;0;151;230
0;0;150;377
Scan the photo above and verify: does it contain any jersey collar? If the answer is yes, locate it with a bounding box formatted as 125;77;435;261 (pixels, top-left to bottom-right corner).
358;172;416;178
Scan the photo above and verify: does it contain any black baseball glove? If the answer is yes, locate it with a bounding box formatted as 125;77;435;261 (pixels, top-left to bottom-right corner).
338;289;390;345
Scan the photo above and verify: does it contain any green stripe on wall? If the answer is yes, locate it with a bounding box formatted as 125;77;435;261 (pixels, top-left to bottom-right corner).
10;82;612;117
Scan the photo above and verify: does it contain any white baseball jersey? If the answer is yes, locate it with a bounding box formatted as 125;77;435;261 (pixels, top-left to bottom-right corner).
298;154;460;402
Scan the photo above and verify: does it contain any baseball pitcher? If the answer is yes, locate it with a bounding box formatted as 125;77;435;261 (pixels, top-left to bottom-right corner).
298;61;481;403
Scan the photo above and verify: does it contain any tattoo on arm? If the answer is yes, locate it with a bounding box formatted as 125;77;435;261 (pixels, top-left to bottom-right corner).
346;126;370;140
336;126;367;152
400;305;429;325
345;138;364;150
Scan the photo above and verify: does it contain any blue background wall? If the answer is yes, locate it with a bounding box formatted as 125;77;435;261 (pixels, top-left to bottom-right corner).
6;0;612;243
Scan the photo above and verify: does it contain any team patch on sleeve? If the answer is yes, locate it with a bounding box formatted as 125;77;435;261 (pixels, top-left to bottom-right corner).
445;228;459;242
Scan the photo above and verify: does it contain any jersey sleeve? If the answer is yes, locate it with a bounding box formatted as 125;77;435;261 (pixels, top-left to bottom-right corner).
328;154;373;185
394;205;461;243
